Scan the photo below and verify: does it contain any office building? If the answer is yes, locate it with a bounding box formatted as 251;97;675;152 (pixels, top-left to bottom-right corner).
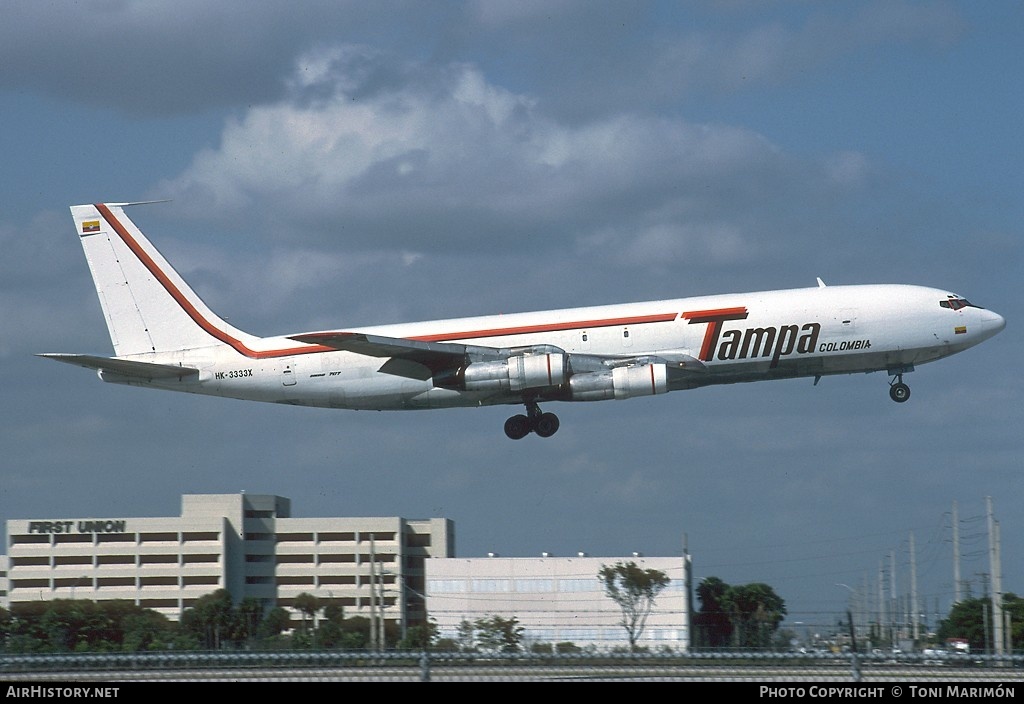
3;493;453;630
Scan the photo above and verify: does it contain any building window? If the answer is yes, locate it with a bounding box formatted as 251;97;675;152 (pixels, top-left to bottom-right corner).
96;533;134;543
53;577;92;589
10;579;49;589
140;576;177;586
277;576;315;586
97;577;135;588
10;534;49;545
182;575;220;586
182;554;219;564
406;533;431;548
12;556;50;567
318;554;355;564
318;575;356;585
471;579;510;593
54;533;92;544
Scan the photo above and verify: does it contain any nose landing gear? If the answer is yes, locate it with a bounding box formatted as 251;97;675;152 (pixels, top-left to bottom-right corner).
504;401;560;439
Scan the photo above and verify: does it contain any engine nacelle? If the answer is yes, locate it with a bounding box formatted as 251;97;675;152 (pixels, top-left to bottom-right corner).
568;363;668;401
435;353;568;393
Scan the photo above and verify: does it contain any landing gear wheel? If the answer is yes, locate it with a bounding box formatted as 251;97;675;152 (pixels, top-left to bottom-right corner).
889;382;910;403
533;412;560;438
505;401;561;439
504;414;531;440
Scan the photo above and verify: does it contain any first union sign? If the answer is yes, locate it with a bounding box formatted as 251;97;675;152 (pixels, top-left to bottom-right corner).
27;520;128;534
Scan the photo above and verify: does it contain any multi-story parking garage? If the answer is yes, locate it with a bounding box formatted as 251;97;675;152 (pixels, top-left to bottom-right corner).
3;493;453;630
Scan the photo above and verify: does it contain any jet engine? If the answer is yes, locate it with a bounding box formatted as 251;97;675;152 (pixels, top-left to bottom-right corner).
434;353;569;393
568;363;668;401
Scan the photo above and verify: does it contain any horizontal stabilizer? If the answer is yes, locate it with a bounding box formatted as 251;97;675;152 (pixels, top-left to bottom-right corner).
37;354;199;380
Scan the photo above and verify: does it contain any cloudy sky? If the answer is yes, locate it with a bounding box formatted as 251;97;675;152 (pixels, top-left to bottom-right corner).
2;1;1020;633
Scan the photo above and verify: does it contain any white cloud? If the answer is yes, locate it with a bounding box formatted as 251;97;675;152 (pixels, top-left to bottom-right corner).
155;44;853;267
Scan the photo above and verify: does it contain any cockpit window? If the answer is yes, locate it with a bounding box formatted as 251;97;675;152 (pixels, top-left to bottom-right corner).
940;296;983;311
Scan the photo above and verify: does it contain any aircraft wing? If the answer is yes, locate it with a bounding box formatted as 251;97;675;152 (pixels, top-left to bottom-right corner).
288;332;505;379
37;354;200;380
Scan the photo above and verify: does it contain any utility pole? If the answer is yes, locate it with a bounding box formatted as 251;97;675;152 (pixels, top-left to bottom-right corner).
684;532;693;653
987;497;1004;655
910;532;920;642
996;518;1007;654
378;559;386;649
890;551;897;644
878;560;888;649
369;534;378;651
953;500;962;604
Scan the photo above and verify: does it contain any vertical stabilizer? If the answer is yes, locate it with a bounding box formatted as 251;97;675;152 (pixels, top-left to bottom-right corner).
70;203;260;357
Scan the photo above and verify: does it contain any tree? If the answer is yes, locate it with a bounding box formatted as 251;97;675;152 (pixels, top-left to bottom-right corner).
722;583;786;649
0;606;10;651
597;561;671;650
938;593;1024;653
693;577;786;650
258;606;292;642
397;621;438;651
121;609;172;652
326;615;372;650
293;593;321;636
694;577;733;648
181;589;234;649
473;615;524;653
456;619;476;651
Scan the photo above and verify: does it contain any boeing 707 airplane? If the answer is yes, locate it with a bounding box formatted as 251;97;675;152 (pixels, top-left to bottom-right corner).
40;202;1005;439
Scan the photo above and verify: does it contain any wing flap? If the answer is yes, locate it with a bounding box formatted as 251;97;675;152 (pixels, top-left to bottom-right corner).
38;354;200;380
289;332;501;374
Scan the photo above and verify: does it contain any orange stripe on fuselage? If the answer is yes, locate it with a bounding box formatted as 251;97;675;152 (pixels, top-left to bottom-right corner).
97;203;680;359
408;313;679;344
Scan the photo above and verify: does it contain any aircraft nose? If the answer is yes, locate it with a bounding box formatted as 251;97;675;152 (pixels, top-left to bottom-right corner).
978;309;1006;338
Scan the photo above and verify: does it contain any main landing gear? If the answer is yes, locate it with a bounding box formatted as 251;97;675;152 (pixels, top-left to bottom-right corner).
504;401;560;440
889;374;911;403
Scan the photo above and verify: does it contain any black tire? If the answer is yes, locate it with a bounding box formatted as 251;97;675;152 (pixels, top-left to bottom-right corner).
889;382;911;403
504;414;532;439
534;412;560;438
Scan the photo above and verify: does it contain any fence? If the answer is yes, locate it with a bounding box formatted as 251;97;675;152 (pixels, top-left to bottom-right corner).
3;650;1023;682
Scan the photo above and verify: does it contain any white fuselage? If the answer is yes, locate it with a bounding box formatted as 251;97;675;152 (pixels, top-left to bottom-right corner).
115;283;1004;411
